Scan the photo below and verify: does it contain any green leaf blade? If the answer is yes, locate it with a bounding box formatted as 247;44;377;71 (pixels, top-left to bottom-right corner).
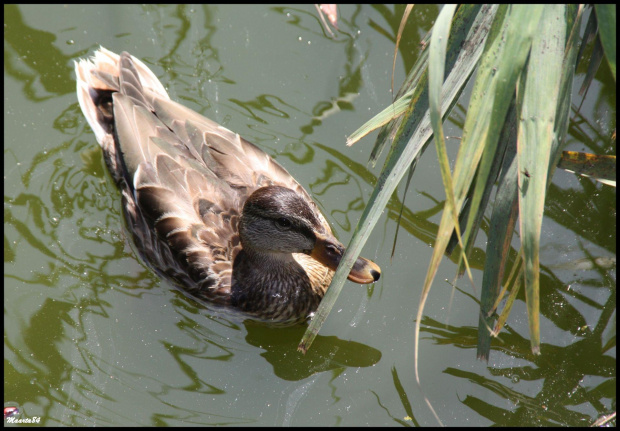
595;4;616;81
516;4;568;355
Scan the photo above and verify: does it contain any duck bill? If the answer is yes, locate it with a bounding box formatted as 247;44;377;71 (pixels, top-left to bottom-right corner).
310;233;381;284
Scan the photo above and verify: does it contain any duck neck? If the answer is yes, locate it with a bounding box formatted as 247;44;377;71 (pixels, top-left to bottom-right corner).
230;247;320;321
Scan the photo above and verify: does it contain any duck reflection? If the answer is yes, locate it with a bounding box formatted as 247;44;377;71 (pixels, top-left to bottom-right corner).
243;321;381;381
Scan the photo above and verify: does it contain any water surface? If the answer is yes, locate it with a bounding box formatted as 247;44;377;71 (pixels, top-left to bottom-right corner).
4;4;615;426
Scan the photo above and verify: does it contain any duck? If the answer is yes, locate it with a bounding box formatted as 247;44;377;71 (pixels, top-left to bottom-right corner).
75;47;380;324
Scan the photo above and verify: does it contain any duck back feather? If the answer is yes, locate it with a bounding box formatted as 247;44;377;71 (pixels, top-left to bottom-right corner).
75;48;331;307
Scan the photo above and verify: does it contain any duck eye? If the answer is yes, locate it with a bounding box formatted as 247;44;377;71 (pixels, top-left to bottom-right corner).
275;217;292;230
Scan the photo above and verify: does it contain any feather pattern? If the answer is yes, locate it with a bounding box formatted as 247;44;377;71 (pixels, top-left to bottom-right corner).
75;47;380;323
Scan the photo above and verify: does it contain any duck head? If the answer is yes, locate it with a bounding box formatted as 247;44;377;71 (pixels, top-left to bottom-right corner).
239;185;380;283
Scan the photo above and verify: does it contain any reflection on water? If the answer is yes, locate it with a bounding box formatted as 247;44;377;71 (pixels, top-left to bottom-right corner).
244;322;381;381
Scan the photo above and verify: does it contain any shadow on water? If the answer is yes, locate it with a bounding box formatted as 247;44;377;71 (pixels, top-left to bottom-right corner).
243;322;381;381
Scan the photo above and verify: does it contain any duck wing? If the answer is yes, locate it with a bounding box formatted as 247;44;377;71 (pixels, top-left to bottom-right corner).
74;48;240;300
147;95;332;233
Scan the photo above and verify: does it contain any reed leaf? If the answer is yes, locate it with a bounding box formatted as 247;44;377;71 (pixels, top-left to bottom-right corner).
299;4;496;354
594;4;616;81
301;4;599;368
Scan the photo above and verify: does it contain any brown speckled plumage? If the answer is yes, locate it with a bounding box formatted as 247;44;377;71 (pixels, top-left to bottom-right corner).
75;47;380;324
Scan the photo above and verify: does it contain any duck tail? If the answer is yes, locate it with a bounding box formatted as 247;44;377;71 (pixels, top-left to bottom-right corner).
74;46;169;145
